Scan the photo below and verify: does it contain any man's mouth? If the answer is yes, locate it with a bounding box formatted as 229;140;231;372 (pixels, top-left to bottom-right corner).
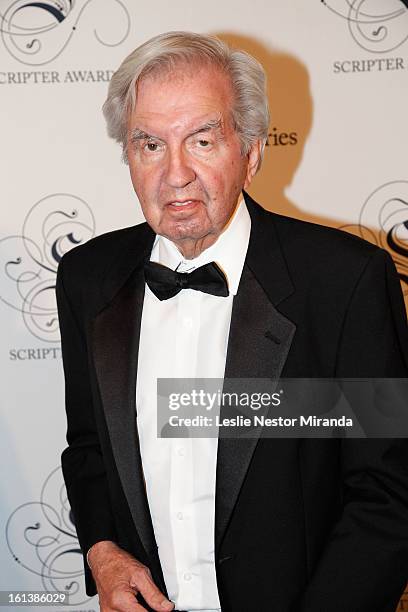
166;199;200;211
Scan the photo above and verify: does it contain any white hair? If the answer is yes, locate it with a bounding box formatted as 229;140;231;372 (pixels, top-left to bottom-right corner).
102;31;269;165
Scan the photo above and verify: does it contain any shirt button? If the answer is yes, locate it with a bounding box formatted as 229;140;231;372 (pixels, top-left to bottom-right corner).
183;572;192;581
176;511;184;520
177;447;186;457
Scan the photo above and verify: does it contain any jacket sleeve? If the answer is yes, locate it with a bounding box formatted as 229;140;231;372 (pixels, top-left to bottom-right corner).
299;249;408;612
56;254;118;596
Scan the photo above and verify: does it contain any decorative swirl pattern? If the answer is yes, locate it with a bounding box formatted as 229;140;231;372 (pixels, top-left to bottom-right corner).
0;0;130;65
0;193;95;342
322;0;408;53
339;181;408;307
6;467;92;606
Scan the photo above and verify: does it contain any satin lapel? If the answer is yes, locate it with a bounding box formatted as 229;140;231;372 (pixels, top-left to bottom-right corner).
215;195;297;555
91;263;163;580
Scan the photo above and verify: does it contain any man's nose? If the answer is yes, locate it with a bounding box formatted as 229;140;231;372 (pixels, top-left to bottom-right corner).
164;148;196;188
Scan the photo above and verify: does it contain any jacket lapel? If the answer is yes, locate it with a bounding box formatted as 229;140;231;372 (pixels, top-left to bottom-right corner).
215;193;297;555
90;228;168;592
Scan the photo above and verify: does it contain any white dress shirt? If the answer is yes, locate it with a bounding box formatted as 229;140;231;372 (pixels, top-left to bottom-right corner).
136;198;251;612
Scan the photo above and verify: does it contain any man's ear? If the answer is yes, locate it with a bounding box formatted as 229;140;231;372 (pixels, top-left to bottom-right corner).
244;139;264;189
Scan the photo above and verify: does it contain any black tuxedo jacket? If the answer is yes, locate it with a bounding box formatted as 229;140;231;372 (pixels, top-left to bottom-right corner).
56;192;408;612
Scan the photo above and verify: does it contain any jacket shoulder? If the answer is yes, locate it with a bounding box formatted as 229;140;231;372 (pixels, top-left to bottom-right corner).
56;221;153;311
60;222;150;271
262;208;384;284
250;201;390;298
270;209;378;261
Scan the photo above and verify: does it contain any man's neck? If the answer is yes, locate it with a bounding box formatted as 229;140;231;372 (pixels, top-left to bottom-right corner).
171;233;219;260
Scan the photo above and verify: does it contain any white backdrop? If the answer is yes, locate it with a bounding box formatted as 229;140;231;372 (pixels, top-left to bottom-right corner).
1;1;408;610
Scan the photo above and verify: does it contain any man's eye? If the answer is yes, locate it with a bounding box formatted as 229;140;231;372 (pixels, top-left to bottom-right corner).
146;142;159;152
198;139;210;147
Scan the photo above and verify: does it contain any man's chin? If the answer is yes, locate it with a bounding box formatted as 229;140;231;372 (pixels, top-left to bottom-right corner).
162;228;207;244
159;218;211;243
159;222;218;253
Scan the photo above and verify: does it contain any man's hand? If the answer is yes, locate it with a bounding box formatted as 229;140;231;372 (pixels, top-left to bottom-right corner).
88;540;174;612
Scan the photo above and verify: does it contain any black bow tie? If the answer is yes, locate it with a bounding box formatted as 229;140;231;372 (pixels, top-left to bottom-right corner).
144;261;229;301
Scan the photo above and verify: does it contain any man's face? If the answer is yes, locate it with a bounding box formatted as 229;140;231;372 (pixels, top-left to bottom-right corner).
126;62;261;257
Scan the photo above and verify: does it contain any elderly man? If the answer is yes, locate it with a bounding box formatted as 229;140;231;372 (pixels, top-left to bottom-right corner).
56;31;408;612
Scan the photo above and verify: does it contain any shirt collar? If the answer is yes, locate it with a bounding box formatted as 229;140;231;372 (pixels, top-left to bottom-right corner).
150;197;251;296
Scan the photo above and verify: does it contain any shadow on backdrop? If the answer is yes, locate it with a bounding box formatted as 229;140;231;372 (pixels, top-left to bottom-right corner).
215;32;408;313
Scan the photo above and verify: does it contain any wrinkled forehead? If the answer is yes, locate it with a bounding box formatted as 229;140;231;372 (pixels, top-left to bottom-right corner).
128;59;235;134
132;57;234;110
